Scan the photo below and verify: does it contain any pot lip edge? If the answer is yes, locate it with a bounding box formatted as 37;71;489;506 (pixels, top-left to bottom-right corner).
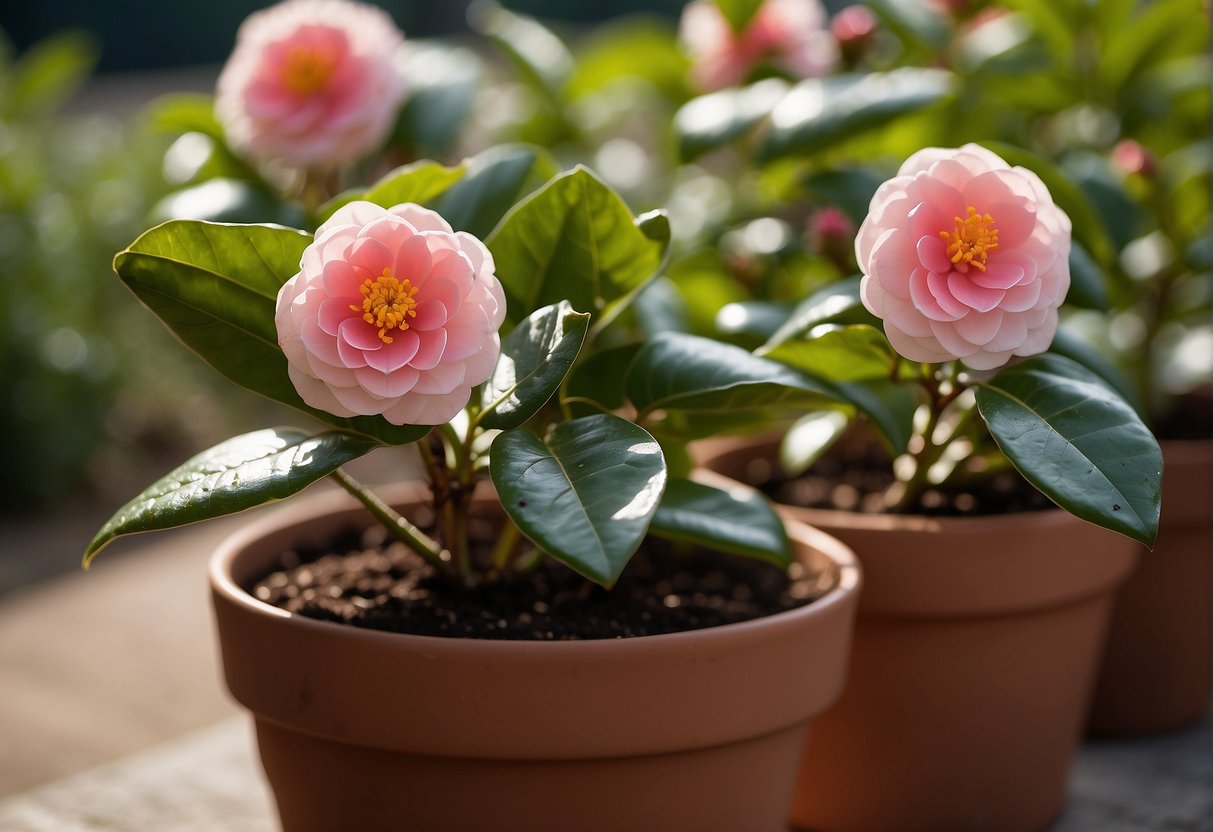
209;486;862;652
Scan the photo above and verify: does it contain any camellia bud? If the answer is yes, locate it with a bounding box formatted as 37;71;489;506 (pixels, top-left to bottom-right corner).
1111;140;1157;179
830;5;877;66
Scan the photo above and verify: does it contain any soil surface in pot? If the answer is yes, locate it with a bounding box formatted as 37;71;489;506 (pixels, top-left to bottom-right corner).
250;514;829;640
752;437;1054;516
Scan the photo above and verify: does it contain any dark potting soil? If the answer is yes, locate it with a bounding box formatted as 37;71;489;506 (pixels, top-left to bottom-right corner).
250;513;829;640
749;438;1055;516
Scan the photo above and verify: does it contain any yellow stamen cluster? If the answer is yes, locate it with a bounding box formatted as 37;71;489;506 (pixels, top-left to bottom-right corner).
351;268;419;344
282;45;339;97
940;206;999;272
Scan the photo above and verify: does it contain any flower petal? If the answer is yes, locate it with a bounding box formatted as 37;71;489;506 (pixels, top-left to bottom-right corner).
364;329;420;372
947;272;1006;312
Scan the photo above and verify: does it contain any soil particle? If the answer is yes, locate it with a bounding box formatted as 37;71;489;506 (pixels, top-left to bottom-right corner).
251;515;828;641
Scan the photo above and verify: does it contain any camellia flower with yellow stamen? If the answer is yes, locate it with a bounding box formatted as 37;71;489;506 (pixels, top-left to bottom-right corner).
856;143;1072;370
215;0;406;168
276;201;507;425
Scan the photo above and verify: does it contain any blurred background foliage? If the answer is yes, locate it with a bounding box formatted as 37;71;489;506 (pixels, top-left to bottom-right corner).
0;0;1208;514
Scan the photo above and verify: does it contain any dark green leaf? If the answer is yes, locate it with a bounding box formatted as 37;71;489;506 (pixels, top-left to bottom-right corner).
393;41;481;154
827;378;917;454
469;1;572;99
976;354;1162;546
113;221;429;446
319;160;467;221
432;144;559;239
715;300;795;344
564;20;691;102
804;167;885;223
757;69;955;162
764;325;895;382
490;414;667;586
714;0;765;32
6;31;97;118
675;79;789;160
1049;327;1145;420
480;301;590;430
649;478;791;567
626;331;839;418
1066;241;1112;311
865;0;949;51
84;428;376;564
634;277;690;337
564;342;643;417
486;166;668;328
151;179;308;227
761;275;875;350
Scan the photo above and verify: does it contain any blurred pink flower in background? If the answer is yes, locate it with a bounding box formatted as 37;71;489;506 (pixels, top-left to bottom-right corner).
276;202;507;425
216;0;406;168
856;144;1072;370
679;0;838;91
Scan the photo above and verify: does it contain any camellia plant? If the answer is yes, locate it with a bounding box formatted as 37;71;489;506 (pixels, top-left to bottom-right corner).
668;144;1163;545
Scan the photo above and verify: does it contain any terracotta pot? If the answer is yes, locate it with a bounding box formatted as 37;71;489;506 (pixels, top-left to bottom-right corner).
699;442;1140;832
1087;439;1213;735
210;483;861;832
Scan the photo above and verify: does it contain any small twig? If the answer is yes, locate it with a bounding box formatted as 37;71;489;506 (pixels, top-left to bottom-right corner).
329;468;449;572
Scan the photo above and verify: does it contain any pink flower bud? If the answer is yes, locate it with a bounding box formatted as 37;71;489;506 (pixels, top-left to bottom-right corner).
830;5;877;63
1111;140;1157;178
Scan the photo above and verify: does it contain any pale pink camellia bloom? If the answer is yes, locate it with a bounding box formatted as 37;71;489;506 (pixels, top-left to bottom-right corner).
855;144;1072;370
276;201;507;426
216;0;406;168
679;0;838;92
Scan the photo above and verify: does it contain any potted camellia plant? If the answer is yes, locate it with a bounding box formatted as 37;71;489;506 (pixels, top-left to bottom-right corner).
696;144;1163;832
83;3;861;830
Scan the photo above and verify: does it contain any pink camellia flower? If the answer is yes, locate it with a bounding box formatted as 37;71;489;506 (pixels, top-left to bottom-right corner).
216;0;406;168
679;0;838;92
276;202;506;425
855;144;1071;370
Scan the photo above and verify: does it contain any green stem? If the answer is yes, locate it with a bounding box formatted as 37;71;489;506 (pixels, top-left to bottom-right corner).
329;468;449;572
490;520;523;571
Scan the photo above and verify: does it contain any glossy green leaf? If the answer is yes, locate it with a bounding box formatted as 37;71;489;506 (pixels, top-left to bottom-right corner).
780;411;851;478
393;41;481;154
564;20;691;102
84;428;377;564
827;378;917;455
1049;327;1145;420
865;0;949;51
486;166;668;328
715;300;795;345
757;69;955;162
144;93;224;139
490;414;667;586
432;144;559;239
113;221;429;446
6;31;96;118
764;325;895;383
1066;241;1112;311
805;167;885;223
480;301;590;430
152;179;308;227
976;354;1162;547
626;332;839;419
319;160;467;221
649;478;791;567
470;1;572;99
675;79;789;160
761;275;875;350
564;342;643;418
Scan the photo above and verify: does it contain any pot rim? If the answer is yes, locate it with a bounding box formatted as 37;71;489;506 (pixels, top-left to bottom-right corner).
209;479;861;652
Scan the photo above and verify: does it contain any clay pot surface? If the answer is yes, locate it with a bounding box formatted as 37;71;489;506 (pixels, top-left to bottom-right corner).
699;441;1140;832
1087;439;1213;735
210;482;861;832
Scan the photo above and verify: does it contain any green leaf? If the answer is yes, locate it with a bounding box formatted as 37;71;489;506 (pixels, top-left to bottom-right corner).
780;411;851;478
113;220;429;446
564;20;691;102
564;342;643;418
432;144;559;239
319;160;467;222
976;354;1162;547
1066;241;1112;311
764;325;895;383
6;31;97;118
761;275;875;350
804;167;885;223
480;301;590;430
486;166;668;328
649;478;791;567
490;414;667;586
626;332;839;419
1049;326;1145;420
469;1;573;100
757;69;955;162
144;93;224;139
865;0;949;51
715;300;795;345
827;378;917;455
393;41;481;154
84;428;376;564
151;179;308;227
675;79;789;160
714;0;765;32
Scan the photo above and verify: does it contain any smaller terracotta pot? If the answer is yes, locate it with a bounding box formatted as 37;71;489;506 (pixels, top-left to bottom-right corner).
1087;439;1213;735
699;442;1140;832
210;483;861;832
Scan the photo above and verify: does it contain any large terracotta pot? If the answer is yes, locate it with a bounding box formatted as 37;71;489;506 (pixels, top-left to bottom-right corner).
699;442;1140;832
1087;439;1213;735
210;483;861;832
